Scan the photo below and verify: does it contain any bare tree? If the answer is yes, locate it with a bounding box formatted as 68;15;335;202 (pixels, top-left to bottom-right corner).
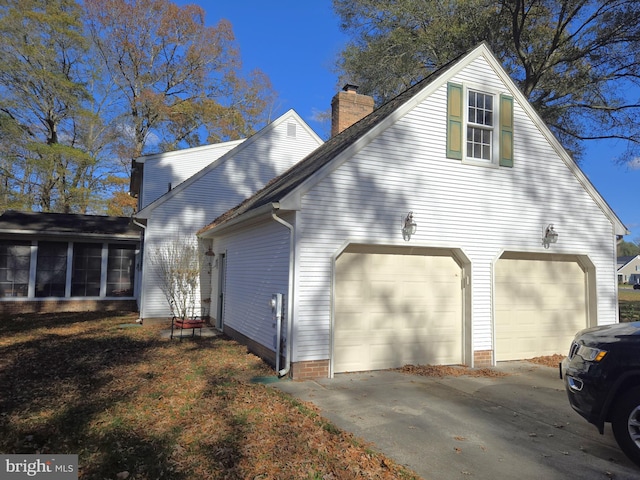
149;235;201;319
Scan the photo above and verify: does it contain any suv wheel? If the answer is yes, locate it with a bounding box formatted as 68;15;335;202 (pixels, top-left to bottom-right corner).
612;387;640;466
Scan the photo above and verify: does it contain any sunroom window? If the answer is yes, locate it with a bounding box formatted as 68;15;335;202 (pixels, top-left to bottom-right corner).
107;244;136;297
36;242;68;297
0;240;137;299
71;243;102;297
0;241;30;297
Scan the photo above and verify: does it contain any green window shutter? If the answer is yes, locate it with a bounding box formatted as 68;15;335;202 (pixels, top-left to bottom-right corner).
499;94;514;167
447;83;463;159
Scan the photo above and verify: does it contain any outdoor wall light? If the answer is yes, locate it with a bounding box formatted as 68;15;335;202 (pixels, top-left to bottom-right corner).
402;211;417;241
542;224;558;248
204;247;215;274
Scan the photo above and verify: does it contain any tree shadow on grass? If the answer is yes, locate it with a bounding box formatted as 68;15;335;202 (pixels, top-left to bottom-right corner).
0;310;138;335
0;316;186;480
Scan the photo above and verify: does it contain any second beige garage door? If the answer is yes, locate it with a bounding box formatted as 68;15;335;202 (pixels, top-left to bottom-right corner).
495;256;587;361
334;246;463;373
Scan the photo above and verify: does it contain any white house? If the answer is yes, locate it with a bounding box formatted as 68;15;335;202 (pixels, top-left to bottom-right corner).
198;43;628;379
133;110;323;320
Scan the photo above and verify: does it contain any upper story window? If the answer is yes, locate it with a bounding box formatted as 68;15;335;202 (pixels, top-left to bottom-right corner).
467;90;494;161
447;82;513;168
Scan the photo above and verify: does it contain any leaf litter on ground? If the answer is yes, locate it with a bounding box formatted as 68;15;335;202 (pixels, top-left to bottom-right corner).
0;312;420;479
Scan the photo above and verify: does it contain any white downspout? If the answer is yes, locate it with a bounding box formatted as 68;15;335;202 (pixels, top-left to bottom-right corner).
271;205;294;378
132;218;146;323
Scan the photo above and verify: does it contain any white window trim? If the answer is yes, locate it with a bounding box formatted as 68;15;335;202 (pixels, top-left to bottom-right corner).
462;84;504;168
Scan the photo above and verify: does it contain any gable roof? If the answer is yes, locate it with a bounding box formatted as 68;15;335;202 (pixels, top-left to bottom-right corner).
198;43;628;237
0;210;141;239
618;255;640;269
135;109;322;220
198;54;462;236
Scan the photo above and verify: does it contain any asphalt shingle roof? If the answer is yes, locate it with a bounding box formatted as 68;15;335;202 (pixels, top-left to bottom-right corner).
198;54;461;236
0;210;141;239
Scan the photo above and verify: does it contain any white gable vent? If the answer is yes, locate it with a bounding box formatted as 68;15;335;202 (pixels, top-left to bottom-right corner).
287;122;296;138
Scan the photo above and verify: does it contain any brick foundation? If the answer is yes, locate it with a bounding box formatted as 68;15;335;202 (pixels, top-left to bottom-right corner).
222;324;330;379
0;299;137;317
474;350;493;368
290;360;330;380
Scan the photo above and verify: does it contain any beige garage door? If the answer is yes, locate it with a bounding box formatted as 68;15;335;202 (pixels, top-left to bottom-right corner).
495;257;587;362
334;246;463;373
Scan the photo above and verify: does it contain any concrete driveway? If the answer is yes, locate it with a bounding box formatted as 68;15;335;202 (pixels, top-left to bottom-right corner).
273;362;640;480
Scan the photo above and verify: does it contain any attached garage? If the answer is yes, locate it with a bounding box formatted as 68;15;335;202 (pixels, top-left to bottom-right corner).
495;253;591;362
333;245;465;373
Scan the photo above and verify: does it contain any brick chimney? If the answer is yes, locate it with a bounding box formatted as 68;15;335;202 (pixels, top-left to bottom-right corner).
330;84;374;137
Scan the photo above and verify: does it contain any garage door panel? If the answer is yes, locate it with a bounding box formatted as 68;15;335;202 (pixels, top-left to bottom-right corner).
334;344;366;372
335;250;462;373
495;258;586;361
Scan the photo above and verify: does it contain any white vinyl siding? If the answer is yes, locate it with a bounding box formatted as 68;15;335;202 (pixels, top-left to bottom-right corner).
139;140;244;210
289;54;618;366
214;220;291;352
140;113;321;319
198;50;619;376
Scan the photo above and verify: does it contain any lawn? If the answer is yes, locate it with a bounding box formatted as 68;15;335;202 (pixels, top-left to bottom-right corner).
0;312;419;480
620;287;640;322
4;291;640;479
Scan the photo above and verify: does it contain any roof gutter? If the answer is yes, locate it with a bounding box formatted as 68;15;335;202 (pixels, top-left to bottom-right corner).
131;218;147;323
271;202;294;378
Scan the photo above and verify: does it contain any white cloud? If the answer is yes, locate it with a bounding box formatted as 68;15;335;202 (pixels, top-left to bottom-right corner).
630;157;640;170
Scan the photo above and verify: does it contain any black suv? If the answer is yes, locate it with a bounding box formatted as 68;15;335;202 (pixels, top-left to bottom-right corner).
561;321;640;466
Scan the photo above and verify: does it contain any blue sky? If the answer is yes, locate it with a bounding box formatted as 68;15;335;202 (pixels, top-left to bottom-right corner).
196;1;639;242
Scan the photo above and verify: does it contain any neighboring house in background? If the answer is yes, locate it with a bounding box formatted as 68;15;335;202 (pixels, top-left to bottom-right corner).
618;255;640;284
0;211;141;316
132;110;323;321
197;43;628;379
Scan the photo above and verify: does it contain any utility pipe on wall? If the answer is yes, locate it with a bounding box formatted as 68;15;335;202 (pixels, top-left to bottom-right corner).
131;218;147;322
271;204;294;378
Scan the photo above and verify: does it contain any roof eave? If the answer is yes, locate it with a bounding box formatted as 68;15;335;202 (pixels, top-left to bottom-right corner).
198;203;279;238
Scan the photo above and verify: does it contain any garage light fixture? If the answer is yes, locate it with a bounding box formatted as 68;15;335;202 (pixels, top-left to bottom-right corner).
542;224;558;248
402;212;417;241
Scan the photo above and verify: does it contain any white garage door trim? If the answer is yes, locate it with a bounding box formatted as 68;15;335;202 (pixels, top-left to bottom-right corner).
495;252;590;362
333;244;465;374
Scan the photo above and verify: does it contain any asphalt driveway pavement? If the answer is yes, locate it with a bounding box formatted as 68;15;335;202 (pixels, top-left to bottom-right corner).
273;362;640;480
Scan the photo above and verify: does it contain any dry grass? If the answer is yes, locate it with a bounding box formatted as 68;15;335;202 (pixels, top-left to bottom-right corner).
525;354;565;368
619;289;640;302
398;364;508;378
620;288;640;322
397;354;563;378
0;312;419;480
